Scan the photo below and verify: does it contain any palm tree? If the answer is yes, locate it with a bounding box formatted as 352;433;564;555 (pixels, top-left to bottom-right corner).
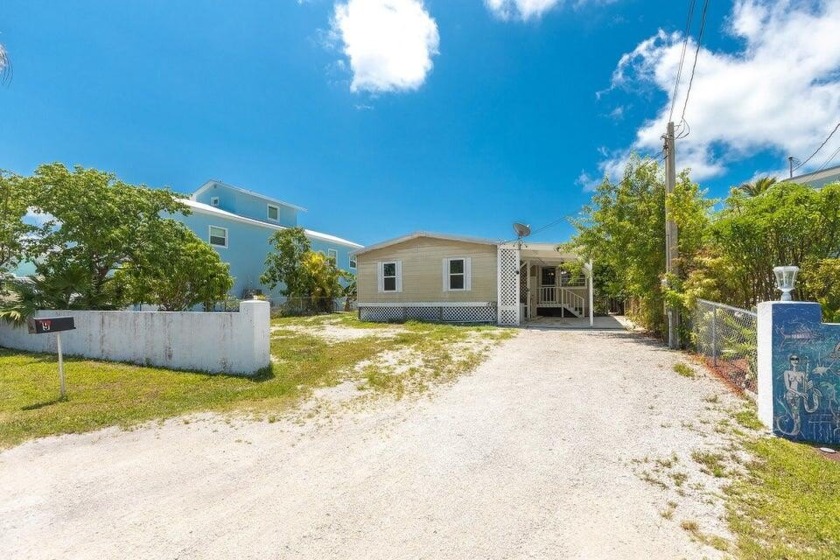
737;176;777;197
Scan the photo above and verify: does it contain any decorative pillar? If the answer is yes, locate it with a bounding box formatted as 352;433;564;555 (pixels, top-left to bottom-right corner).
757;301;840;444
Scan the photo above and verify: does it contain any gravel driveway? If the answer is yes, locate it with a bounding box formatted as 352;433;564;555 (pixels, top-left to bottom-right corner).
0;328;745;559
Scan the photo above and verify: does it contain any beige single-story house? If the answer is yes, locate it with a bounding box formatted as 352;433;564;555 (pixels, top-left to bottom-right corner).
353;232;594;326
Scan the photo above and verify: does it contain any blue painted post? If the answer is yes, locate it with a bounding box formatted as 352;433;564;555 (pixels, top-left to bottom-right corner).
757;301;840;445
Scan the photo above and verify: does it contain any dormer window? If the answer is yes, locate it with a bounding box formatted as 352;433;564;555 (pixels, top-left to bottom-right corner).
267;204;279;222
210;196;220;207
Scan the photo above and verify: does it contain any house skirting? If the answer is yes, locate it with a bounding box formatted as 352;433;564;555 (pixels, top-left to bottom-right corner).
358;302;497;324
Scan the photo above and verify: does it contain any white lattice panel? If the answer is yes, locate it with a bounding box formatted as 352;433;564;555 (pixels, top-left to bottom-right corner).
359;305;496;324
442;305;496;323
359;307;405;322
497;245;520;325
405;307;441;322
499;309;518;325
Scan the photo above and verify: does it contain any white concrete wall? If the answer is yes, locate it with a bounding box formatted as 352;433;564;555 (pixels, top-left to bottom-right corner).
0;300;270;376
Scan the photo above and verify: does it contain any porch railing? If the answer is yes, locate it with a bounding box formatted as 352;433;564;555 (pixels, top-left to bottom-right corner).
538;287;585;317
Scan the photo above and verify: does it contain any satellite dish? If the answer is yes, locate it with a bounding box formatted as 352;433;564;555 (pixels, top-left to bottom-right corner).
513;222;531;239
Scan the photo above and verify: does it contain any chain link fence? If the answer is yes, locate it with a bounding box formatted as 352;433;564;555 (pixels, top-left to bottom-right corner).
270;296;354;316
691;299;758;394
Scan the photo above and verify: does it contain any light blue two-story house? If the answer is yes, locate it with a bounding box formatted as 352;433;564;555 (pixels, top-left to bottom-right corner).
175;180;362;305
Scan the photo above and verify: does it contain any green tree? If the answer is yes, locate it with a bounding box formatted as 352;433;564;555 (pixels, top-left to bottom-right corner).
0;171;32;275
736;176;777;197
800;257;840;322
300;251;350;312
261;227;351;313
571;156;710;336
27;163;189;309
261;227;312;297
114;221;234;311
690;182;840;309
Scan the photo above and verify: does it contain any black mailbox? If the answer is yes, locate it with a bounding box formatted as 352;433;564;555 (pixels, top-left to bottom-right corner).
28;317;76;334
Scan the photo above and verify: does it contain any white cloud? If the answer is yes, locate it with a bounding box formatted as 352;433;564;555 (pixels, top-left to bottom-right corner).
599;0;840;182
330;0;440;93
485;0;616;21
607;105;625;120
575;170;602;192
485;0;561;20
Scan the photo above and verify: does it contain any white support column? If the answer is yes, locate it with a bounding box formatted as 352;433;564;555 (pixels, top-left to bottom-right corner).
527;261;534;320
497;244;521;326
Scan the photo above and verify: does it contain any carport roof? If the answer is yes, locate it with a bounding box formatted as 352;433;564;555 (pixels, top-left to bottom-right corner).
517;242;579;262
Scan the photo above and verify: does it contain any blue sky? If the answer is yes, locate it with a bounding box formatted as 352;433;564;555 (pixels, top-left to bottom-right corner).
2;0;839;245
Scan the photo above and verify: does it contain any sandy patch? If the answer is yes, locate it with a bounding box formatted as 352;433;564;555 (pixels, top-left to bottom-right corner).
271;323;407;342
0;329;748;559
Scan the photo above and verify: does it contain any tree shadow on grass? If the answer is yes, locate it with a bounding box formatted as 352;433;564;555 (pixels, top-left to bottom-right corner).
0;348;61;364
188;363;276;383
21;396;67;411
598;330;670;349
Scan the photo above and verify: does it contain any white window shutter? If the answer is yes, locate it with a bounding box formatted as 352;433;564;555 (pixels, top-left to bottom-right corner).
377;262;383;293
442;258;449;292
396;261;403;293
465;257;472;291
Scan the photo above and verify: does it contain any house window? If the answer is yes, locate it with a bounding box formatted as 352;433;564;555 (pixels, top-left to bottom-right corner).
267;204;279;222
443;257;471;291
327;249;338;264
379;261;402;292
209;226;228;248
349;254;357;269
210;196;220;207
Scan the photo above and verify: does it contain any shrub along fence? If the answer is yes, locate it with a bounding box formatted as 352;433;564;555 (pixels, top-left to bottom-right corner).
691;299;758;394
0;300;270;376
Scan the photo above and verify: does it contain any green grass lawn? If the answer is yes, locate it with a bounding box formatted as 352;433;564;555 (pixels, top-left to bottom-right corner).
715;408;840;559
0;314;510;449
727;435;840;559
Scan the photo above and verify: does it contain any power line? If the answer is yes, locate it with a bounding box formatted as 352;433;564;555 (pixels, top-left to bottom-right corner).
668;0;697;124
675;118;691;140
499;152;666;244
499;215;571;245
677;0;710;133
793;121;840;171
817;143;840;171
530;216;569;237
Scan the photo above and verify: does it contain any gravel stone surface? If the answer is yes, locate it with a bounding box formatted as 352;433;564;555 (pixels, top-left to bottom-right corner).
0;328;745;559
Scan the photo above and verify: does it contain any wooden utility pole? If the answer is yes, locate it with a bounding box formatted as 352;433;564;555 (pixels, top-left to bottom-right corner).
664;121;680;349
